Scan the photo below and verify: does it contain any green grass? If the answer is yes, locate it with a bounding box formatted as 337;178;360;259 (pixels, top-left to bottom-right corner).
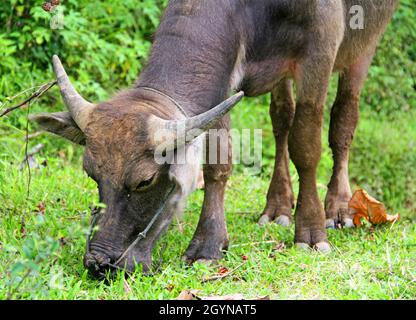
0;96;415;300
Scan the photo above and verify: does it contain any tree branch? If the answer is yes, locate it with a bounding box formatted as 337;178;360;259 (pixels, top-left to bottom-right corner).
0;81;57;118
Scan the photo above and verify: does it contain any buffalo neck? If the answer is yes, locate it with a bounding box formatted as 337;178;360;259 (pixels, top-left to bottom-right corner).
135;1;242;117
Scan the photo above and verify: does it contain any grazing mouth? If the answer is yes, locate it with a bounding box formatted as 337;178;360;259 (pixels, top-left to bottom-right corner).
84;252;120;279
84;248;154;280
84;186;176;278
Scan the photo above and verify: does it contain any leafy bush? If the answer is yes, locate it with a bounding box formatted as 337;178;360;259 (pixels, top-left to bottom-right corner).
349;111;416;215
0;0;167;106
1;0;414;115
362;0;416;118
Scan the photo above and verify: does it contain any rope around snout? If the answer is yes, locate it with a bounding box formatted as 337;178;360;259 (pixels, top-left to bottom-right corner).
114;186;175;266
113;209;160;266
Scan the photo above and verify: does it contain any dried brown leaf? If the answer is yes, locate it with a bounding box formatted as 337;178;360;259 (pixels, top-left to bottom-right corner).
176;290;200;300
218;267;229;275
269;242;286;258
349;189;400;226
201;294;245;300
38;202;46;214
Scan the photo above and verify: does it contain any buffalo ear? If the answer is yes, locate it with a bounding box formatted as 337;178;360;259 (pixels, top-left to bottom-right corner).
29;111;86;145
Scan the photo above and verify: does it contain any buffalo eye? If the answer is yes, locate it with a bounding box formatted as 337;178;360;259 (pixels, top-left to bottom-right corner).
135;174;156;191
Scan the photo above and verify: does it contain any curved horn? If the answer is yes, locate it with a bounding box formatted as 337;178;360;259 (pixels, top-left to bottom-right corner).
149;91;244;149
184;91;244;132
52;55;94;131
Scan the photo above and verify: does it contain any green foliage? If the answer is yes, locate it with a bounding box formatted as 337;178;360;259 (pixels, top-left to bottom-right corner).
0;0;167;106
349;112;416;213
362;0;416;118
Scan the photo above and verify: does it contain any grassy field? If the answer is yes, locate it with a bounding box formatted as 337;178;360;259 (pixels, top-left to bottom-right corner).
0;93;415;299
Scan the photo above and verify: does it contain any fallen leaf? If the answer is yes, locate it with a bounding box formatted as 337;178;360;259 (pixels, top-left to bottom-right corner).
37;202;46;214
274;242;286;252
348;189;400;226
59;237;67;246
20;218;26;239
166;284;175;292
42;2;52;12
218;267;229;275
176;290;200;300
269;242;286;258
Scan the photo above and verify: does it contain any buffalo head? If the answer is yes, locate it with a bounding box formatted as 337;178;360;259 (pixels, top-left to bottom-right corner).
30;56;243;278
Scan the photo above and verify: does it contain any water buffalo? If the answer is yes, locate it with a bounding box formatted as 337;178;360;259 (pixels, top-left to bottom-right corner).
31;0;399;277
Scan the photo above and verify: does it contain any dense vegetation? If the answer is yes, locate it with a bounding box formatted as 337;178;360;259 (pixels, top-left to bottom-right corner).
0;1;415;299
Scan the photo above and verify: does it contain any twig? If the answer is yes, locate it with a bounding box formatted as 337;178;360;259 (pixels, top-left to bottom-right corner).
24;102;31;198
201;262;246;283
8;84;46;101
6;268;31;300
229;240;278;248
0;81;56;118
25;131;44;141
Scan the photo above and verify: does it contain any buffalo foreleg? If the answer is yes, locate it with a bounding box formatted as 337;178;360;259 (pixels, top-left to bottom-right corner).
183;114;232;263
289;53;338;252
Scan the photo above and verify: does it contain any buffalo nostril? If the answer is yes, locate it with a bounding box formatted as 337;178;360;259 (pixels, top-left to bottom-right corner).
95;253;111;266
84;252;113;278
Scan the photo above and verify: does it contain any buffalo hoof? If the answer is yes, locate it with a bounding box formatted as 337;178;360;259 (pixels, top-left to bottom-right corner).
325;205;355;229
193;259;217;267
314;242;331;253
275;215;290;227
295;242;331;253
183;237;228;265
325;218;336;229
326;217;355;229
294;219;331;253
295;242;311;250
181;255;215;265
182;255;221;266
258;214;271;226
343;218;354;228
258;214;291;227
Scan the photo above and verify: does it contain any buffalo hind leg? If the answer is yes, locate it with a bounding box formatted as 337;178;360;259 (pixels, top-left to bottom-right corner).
183;114;232;263
259;79;295;227
289;57;337;252
325;51;375;229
